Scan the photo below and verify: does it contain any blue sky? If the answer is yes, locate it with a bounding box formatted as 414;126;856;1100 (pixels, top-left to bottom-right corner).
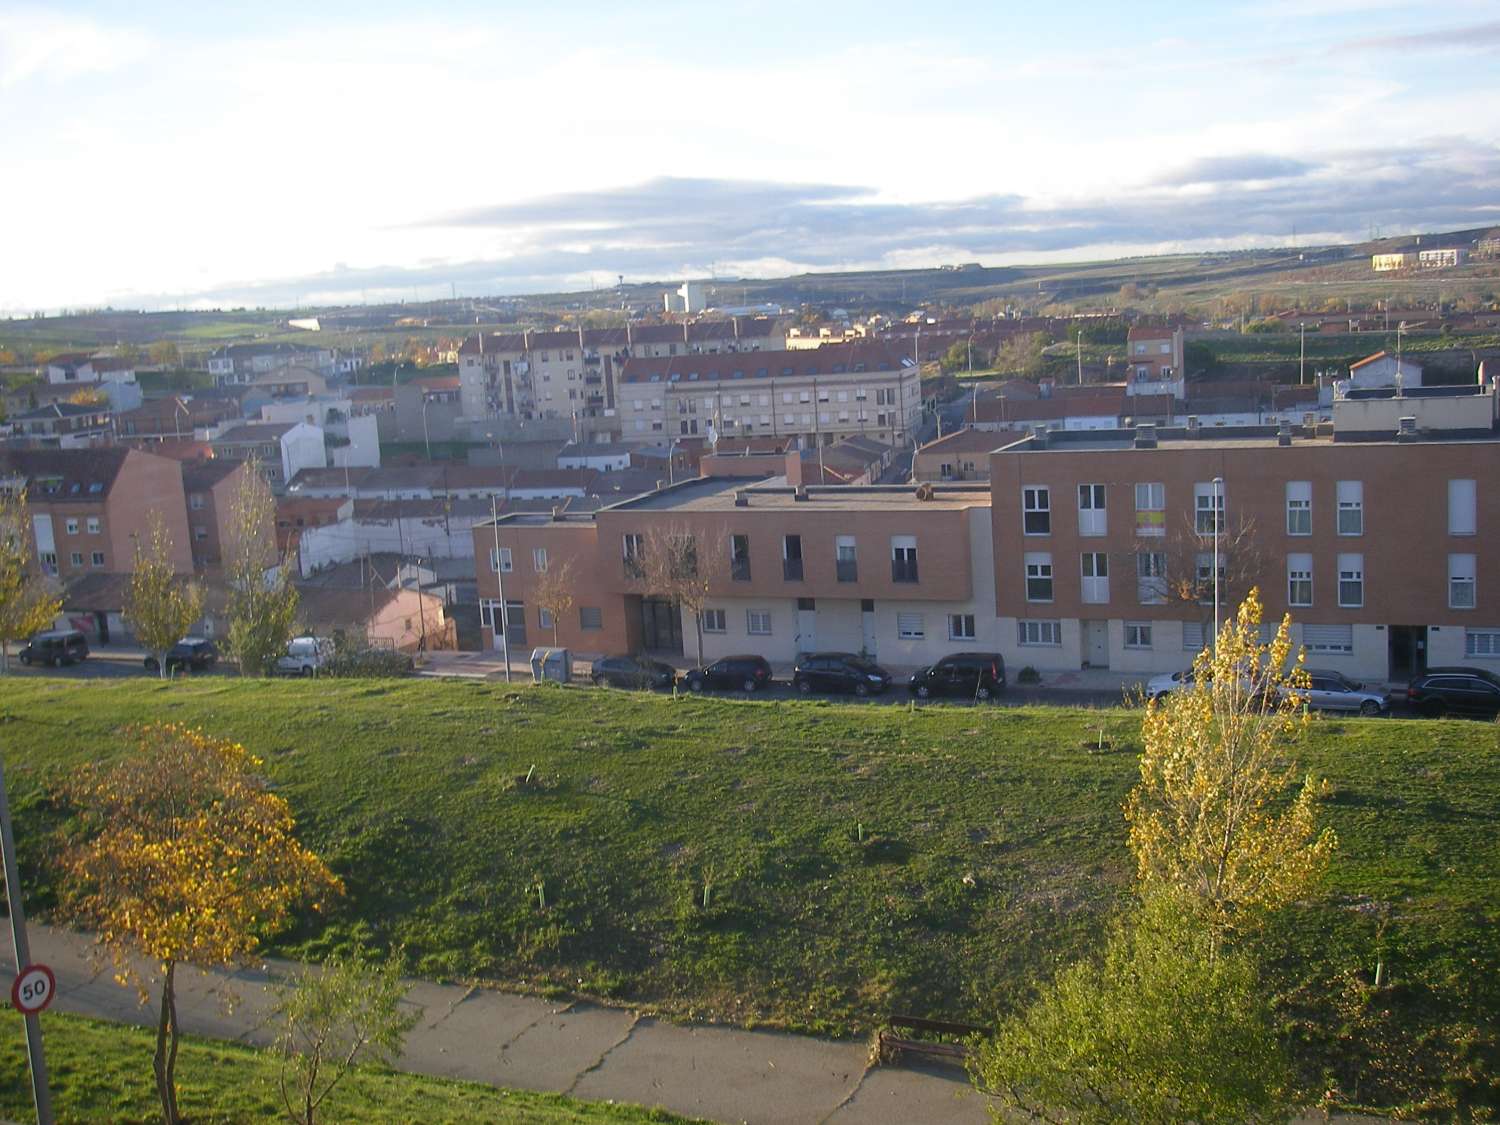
4;1;1498;311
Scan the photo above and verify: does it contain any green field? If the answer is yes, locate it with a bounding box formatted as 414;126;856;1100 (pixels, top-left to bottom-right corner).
1;679;1495;1114
0;1010;693;1124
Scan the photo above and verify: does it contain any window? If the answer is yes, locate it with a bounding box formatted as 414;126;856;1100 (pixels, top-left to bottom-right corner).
1077;484;1106;536
1450;553;1476;609
538;607;554;630
189;494;204;511
1449;479;1477;536
65;518;78;535
69;551;83;566
747;610;772;635
949;614;976;640
1136;552;1166;604
1303;624;1353;655
579;606;603;630
1286;481;1311;536
1196;553;1224;603
1025;552;1054;602
1023;486;1051;534
835;535;857;581
1124;622;1153;649
783;534;803;580
1464;628;1500;658
731;534;751;580
193;526;207;542
1194;481;1223;534
1336;481;1363;536
701;608;727;633
532;547;548;573
897;613;925;640
891;536;918;582
623;533;644;578
490;546;512;573
1288;553;1313;607
1081;552;1109;603
90;551;104;567
87;517;100;534
1337;553;1364;607
1018;620;1061;646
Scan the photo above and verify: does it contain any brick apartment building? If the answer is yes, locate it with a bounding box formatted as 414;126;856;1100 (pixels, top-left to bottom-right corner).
470;381;1500;685
182;459;254;570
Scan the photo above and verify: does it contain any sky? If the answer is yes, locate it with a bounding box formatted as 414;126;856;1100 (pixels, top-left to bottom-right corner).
4;0;1500;312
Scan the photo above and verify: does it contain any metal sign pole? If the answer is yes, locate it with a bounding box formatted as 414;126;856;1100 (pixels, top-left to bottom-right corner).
0;757;54;1124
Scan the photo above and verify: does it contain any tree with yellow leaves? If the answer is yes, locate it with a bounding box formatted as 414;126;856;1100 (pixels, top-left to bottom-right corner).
58;725;341;1125
1127;587;1337;939
0;486;62;674
124;513;202;679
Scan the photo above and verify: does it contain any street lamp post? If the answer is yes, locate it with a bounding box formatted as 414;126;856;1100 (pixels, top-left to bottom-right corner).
1212;476;1224;649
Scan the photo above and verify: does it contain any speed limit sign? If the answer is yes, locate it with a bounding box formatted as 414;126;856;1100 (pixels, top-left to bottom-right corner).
11;964;55;1015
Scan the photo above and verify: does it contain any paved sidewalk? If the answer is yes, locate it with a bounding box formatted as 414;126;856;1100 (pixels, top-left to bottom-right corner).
2;925;990;1124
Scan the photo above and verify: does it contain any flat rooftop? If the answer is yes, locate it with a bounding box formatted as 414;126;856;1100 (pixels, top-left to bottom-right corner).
608;476;991;513
997;424;1500;453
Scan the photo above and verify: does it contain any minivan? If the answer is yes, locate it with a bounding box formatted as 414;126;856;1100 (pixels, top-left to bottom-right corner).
908;652;1005;700
18;629;89;667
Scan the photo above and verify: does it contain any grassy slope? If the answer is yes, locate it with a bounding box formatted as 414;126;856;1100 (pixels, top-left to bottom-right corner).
0;1010;694;1124
1;679;1495;1111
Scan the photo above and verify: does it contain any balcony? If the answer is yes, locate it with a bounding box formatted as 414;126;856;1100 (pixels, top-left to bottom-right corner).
783;558;803;581
891;559;919;584
731;558;752;582
623;558;644;580
584;373;603;386
583;353;601;366
836;559;858;583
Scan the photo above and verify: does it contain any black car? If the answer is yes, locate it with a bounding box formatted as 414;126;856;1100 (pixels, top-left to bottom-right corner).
792;652;891;696
591;654;677;690
908;652;1006;700
1404;666;1500;719
17;629;90;667
682;655;773;693
144;638;219;674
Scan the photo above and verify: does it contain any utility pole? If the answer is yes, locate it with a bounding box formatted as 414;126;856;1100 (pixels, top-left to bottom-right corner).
1076;330;1084;385
1299;322;1306;386
489;495;512;682
0;757;55;1125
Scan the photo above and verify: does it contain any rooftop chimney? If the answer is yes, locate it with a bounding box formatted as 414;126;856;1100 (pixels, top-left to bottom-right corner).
794;485;809;502
1134;423;1158;449
734;489;749;507
1396;416;1418;441
1186;414;1199;433
1277;421;1292;447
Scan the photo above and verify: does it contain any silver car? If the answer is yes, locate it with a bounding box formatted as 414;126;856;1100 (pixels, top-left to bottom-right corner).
1301;669;1387;716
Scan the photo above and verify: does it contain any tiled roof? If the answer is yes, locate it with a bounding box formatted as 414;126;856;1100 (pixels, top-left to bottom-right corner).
619;341;907;385
0;447;131;497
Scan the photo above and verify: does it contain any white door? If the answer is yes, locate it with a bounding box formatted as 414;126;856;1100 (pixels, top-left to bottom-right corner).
1085;620;1109;668
796;608;817;656
861;606;877;657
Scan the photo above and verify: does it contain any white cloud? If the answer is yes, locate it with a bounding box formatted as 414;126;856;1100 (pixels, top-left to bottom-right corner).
0;7;151;88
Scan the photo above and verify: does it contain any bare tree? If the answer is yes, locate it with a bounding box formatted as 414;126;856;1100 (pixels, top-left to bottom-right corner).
0;487;61;673
533;558;575;646
125;512;202;678
223;460;299;676
635;523;728;665
1118;511;1267;646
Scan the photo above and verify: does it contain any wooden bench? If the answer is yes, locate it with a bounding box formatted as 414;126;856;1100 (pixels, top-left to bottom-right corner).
876;1014;992;1067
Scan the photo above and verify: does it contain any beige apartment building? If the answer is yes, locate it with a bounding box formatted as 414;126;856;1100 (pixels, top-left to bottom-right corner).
456;319;786;429
474;477;996;666
615;341;923;448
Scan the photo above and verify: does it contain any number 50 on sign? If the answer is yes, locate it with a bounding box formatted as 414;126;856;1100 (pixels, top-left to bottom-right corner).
11;965;55;1015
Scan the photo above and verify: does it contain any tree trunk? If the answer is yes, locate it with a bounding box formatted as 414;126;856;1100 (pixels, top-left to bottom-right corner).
158;652;168;680
153;961;179;1125
0;642;8;674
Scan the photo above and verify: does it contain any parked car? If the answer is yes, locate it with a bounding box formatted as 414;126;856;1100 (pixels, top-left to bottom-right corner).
681;655;773;693
1403;667;1500;719
1301;668;1387;716
275;636;334;677
1146;667;1196;702
17;629;89;667
908;652;1006;700
792;652;892;696
144;637;218;674
591;654;677;690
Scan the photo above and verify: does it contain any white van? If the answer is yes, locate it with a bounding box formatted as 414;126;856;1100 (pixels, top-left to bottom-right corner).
276;636;333;677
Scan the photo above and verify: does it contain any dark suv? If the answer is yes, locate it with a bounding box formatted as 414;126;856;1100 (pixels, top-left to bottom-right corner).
908;652;1006;700
1404;667;1500;719
792;652;891;696
682;655;773;693
18;629;89;667
144;638;219;674
591;654;676;690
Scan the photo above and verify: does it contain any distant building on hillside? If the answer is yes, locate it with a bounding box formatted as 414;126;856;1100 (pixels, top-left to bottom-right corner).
1372;252;1415;272
1418;248;1467;269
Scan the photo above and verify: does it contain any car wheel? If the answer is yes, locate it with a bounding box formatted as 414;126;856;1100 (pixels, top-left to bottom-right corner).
50;655;60;668
742;678;757;693
300;665;313;678
1153;692;1170;704
976;685;992;701
854;682;870;697
689;678;704;693
18;654;29;666
1359;700;1381;717
796;678;811;695
1422;700;1445;719
593;674;606;687
915;685;931;699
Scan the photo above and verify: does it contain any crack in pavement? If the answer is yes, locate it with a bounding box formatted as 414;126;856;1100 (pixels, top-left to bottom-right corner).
818;1060;875;1124
496;999;576;1063
424;984;479;1031
563;1011;641;1095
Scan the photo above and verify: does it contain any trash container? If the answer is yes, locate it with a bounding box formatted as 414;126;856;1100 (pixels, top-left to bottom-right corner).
530;647;572;684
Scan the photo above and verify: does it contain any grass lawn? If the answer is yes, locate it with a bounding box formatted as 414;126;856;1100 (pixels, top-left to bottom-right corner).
0;679;1495;1113
0;1010;695;1124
